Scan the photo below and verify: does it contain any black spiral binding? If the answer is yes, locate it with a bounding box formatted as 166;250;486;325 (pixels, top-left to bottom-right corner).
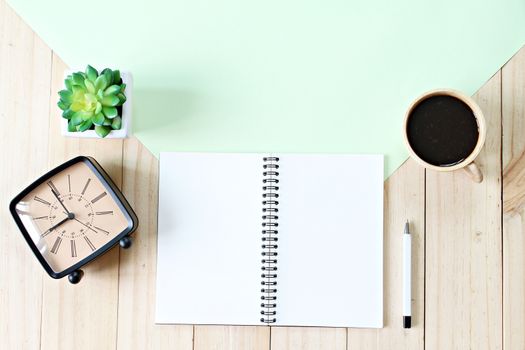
260;156;279;324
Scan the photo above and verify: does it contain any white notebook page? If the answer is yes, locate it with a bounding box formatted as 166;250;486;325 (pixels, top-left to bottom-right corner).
275;154;383;327
156;153;262;325
156;152;383;328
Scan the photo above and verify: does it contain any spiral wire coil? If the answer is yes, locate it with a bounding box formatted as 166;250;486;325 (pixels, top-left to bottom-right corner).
260;156;279;323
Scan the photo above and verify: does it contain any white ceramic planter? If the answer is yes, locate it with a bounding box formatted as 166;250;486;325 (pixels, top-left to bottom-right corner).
60;70;132;139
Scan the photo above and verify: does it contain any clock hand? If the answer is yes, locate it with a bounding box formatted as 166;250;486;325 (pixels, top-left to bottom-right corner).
41;217;68;237
72;217;98;234
50;189;74;219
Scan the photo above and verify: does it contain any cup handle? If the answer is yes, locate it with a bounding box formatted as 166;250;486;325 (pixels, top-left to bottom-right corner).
462;162;483;183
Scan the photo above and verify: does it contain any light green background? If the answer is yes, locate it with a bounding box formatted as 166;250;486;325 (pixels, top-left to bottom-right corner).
7;0;525;177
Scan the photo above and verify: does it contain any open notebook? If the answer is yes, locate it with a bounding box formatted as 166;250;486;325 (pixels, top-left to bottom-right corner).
156;153;383;328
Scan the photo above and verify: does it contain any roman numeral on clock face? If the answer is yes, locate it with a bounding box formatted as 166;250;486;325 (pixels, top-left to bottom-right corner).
81;178;91;195
91;192;107;204
70;240;77;257
84;236;96;251
34;196;51;206
46;180;60;196
50;236;62;254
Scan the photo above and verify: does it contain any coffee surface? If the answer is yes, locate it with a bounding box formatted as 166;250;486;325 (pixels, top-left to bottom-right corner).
406;95;479;166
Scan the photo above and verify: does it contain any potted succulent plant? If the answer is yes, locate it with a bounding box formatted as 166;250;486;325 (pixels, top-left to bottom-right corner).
57;65;132;138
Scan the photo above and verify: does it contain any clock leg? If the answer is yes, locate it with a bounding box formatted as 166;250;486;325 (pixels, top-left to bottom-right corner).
119;235;132;249
68;269;83;284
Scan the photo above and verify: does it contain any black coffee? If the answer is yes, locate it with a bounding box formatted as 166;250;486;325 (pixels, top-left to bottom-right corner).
406;95;479;167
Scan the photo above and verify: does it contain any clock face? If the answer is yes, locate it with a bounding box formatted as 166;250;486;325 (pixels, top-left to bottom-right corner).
11;159;132;275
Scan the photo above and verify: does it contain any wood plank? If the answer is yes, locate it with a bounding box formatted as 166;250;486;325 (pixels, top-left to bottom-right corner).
347;159;425;349
117;137;193;349
502;45;525;350
271;327;346;350
0;1;52;349
39;53;123;350
194;326;269;350
425;71;502;349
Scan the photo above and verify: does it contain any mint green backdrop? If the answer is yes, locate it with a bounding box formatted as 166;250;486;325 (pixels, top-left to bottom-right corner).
7;0;525;177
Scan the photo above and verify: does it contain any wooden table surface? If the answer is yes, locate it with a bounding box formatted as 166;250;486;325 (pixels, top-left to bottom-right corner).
1;2;525;349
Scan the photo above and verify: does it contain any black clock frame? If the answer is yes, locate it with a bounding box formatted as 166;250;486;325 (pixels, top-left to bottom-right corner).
9;156;138;283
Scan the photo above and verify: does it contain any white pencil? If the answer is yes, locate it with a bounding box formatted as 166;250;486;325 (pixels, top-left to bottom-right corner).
403;220;412;328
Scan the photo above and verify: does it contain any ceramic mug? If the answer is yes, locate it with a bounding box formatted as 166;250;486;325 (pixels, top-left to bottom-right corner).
403;89;486;183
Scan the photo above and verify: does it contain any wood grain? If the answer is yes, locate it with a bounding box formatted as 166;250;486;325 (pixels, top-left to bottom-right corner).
0;2;51;349
39;53;123;350
194;326;269;350
347;159;425;350
425;71;502;350
502;45;525;350
117;137;193;349
271;327;346;350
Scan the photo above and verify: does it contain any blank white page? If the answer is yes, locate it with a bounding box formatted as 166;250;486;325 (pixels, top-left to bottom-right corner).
156;152;262;325
275;154;383;327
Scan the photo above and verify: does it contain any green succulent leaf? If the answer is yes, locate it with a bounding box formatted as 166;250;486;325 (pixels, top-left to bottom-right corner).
103;117;112;126
62;109;74;119
104;70;114;85
95;125;111;138
60;100;72;109
78;119;93;132
113;70;121;83
86;65;98;82
94;75;108;91
111;116;122;130
58;90;73;103
84;79;95;94
104;85;120;95
71;112;84;126
64;77;73;90
102;106;118;118
93;112;105;126
99;68;113;84
71;72;85;86
57;100;67;110
96;89;104;100
95;102;102;115
81;110;93;121
120;83;126;92
102;95;119;107
72;84;86;95
117;93;127;106
68;120;77;132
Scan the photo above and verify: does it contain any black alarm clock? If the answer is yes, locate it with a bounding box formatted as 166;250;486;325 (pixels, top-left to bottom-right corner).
9;156;138;284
